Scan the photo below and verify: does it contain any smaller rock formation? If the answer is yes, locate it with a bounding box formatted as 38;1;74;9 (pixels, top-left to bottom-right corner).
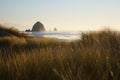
25;29;31;32
32;21;45;32
54;28;57;31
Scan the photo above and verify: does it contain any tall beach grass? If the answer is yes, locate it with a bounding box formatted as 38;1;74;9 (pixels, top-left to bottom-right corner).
0;25;120;80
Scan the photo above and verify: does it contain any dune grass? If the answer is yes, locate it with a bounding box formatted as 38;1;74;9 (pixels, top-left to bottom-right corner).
0;26;120;80
0;25;27;38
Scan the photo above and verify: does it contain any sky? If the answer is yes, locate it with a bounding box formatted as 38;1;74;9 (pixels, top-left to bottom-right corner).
0;0;120;31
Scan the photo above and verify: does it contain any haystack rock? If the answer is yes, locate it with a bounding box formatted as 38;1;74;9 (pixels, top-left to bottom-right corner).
32;21;45;32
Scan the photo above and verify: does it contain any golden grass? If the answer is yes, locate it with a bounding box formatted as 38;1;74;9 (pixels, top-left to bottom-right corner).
0;25;27;38
0;26;120;80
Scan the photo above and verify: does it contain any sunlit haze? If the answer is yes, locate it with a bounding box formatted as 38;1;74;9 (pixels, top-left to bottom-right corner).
0;0;120;31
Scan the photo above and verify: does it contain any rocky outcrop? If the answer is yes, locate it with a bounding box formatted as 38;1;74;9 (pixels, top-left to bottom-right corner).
32;21;45;32
25;29;31;32
54;28;57;31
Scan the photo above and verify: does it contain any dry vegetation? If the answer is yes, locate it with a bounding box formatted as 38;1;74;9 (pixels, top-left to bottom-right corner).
0;25;120;80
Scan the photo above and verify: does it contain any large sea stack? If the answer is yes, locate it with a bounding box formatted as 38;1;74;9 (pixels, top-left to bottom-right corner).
32;21;45;32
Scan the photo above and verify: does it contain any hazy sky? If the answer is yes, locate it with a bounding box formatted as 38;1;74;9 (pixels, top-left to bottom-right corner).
0;0;120;31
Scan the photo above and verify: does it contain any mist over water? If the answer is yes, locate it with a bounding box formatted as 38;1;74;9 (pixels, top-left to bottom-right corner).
26;32;81;40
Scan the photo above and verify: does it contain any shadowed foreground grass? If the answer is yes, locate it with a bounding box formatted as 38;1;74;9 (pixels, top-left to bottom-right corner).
0;26;120;80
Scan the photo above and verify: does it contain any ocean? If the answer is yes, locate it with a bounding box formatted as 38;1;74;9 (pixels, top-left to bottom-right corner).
26;31;81;41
